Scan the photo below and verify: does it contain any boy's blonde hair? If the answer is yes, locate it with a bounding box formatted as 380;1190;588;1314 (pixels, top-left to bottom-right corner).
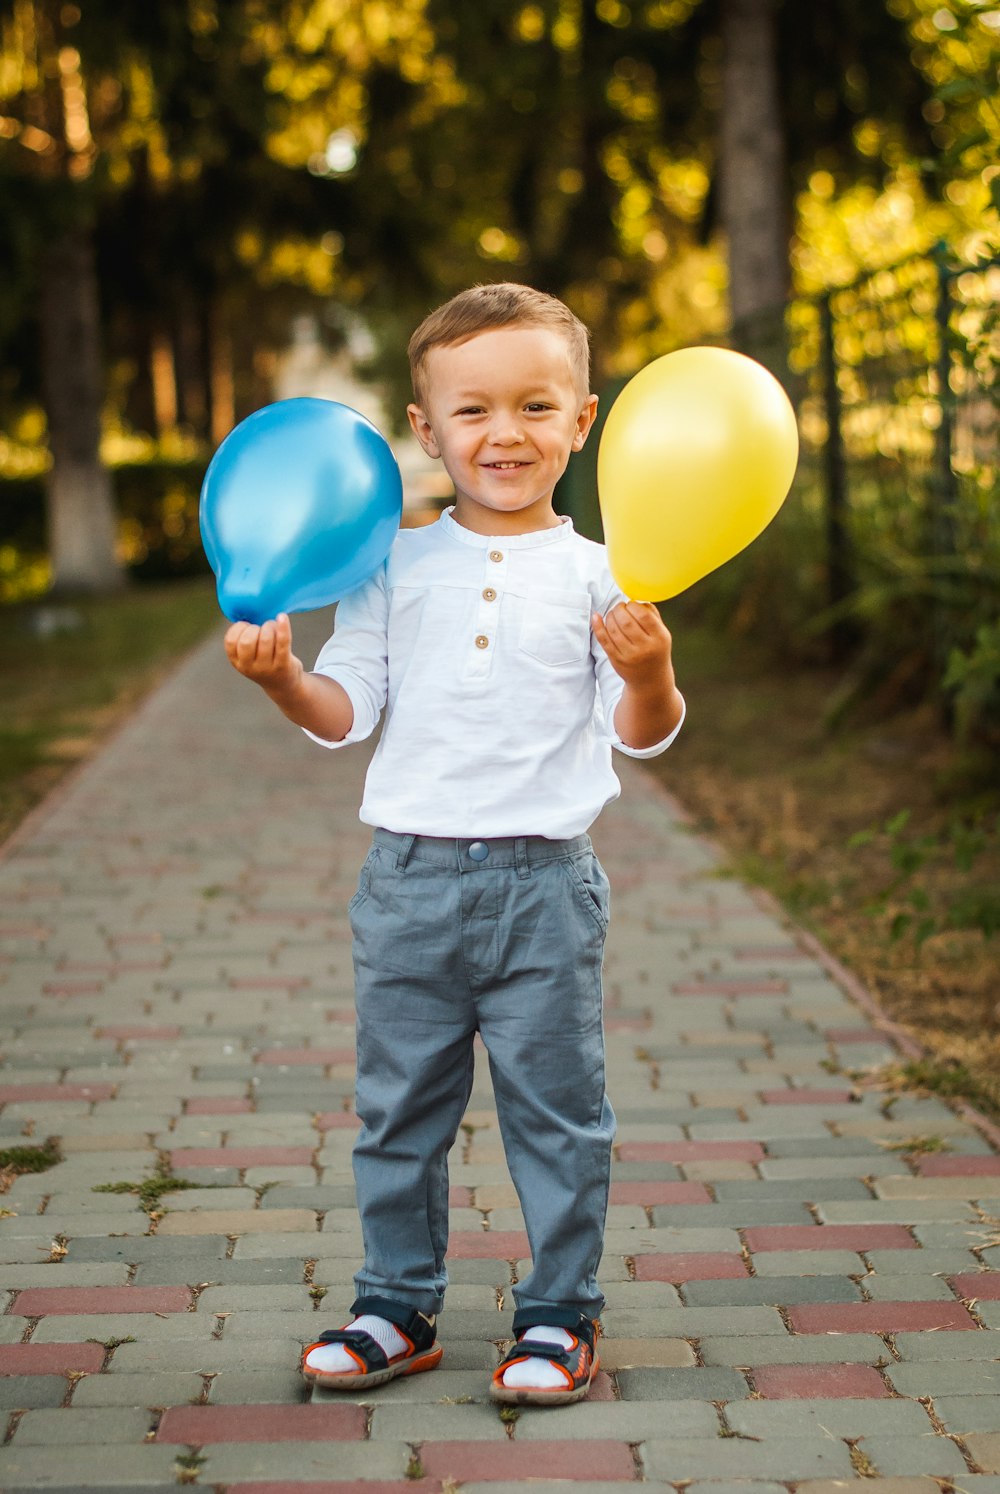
408;282;591;406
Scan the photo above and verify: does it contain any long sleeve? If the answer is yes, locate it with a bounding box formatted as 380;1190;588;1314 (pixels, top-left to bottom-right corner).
302;565;390;749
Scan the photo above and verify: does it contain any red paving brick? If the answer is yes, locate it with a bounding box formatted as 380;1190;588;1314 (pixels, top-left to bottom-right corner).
744;1224;915;1252
449;1186;473;1208
949;1273;1000;1300
12;1286;192;1316
42;981;104;996
916;1155;1000;1176
0;1083;116;1103
184;1097;254;1115
169;1146;314;1168
633;1252;749;1282
618;1140;766;1163
0;1342;104;1375
788;1301;977;1333
157;1403;365;1443
610;1181;712;1205
448;1231;532;1259
751;1363;890;1398
825;1027;884;1043
255;1047;354;1065
314;1111;360;1130
760;1088;856;1105
419;1440;636;1481
94;1025;181;1040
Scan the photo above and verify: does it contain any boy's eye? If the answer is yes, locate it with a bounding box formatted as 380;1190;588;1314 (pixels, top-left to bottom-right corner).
456;406;484;416
525;403;553;412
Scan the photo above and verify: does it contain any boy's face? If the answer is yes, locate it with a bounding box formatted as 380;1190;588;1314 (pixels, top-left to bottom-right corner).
407;326;598;534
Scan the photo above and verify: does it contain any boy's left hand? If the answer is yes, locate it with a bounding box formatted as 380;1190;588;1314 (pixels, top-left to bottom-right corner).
592;601;674;688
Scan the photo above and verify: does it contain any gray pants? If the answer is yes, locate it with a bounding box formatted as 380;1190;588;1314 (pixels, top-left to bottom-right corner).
348;827;616;1318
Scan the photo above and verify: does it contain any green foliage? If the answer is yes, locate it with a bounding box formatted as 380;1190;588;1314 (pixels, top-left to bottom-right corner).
0;1139;61;1174
92;1163;206;1215
848;806;1000;945
945;621;1000;745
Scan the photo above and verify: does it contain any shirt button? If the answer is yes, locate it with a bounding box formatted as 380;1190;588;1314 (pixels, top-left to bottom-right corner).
475;634;489;649
489;549;503;563
482;587;497;602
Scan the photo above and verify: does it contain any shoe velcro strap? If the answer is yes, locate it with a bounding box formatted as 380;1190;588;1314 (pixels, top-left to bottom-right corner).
511;1309;597;1352
500;1337;580;1369
349;1295;437;1350
314;1327;389;1372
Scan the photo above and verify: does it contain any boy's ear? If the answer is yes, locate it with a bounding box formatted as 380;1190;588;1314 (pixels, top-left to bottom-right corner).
572;393;599;451
407;403;441;459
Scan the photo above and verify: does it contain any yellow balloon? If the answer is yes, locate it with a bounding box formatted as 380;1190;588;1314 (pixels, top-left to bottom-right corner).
597;347;799;601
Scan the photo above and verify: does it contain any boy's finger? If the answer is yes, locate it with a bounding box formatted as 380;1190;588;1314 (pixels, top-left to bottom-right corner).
274;613;292;659
235;626;261;666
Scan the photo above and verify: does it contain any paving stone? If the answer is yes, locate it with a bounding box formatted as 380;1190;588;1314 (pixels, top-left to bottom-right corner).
861;1272;955;1300
13;1406;154;1443
419;1440;637;1482
640;1436;855;1481
894;1329;1000;1360
191;1441;410;1482
70;1371;206;1406
681;1276;863;1307
699;1335;887;1366
726;1398;935;1438
887;1361;1000;1397
932;1397;1000;1433
750;1363;889;1398
854;1434;970;1477
965;1434;1000;1473
0;1376;69;1410
0;1444;181;1486
615;1366;748;1401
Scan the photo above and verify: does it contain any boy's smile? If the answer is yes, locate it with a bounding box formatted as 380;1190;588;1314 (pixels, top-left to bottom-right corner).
407;326;598;535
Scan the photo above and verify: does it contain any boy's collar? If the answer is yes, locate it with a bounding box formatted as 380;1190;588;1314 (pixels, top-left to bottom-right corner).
439;506;575;550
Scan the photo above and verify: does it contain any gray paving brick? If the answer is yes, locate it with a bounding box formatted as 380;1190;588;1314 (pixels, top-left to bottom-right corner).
893;1329;1000;1360
70;1372;205;1407
0;1377;68;1410
206;1367;312;1402
887;1361;1000;1397
725;1399;935;1439
650;1203;816;1228
861;1272;955;1300
640;1436;855;1481
602;1305;787;1337
699;1334;887;1366
752;1250;863;1276
681;1276;862;1307
932;1396;1000;1433
13;1407;154;1444
854;1434;970;1477
616;1366;748;1401
0;1444;180;1486
196;1441;408;1483
516;1399;720;1439
107;1337;300;1374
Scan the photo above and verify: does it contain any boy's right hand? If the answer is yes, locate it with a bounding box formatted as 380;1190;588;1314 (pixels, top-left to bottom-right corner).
224;612;303;696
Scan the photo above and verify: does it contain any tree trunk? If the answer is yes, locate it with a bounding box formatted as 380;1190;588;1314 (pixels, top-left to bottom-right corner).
39;228;124;594
718;0;789;372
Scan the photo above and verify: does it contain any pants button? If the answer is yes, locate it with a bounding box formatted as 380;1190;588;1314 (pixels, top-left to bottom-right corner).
468;841;489;862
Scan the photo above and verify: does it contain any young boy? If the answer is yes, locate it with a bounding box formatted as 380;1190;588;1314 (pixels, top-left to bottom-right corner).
224;282;684;1406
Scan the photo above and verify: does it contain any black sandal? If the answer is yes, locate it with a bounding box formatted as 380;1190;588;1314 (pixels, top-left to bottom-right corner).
490;1308;600;1406
302;1295;442;1390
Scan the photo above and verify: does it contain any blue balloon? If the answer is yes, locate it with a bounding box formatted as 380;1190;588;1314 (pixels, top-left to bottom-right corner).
199;397;402;624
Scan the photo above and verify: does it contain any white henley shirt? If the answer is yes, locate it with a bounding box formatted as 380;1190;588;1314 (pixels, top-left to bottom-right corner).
305;507;684;838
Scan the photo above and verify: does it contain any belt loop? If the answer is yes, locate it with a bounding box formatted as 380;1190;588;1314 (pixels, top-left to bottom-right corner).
395;834;415;870
515;837;531;880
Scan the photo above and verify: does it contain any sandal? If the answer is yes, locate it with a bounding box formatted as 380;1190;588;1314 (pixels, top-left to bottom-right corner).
302;1295;442;1390
489;1308;600;1406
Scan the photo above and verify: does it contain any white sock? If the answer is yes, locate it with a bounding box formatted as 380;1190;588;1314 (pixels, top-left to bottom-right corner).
501;1325;575;1389
304;1313;408;1375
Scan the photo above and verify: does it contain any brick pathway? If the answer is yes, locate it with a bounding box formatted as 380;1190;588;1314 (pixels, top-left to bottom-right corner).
0;613;999;1492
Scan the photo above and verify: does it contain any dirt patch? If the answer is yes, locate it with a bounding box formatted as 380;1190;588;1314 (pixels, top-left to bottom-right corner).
649;625;1000;1118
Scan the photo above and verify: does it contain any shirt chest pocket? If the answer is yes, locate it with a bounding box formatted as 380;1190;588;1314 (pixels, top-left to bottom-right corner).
518;588;592;667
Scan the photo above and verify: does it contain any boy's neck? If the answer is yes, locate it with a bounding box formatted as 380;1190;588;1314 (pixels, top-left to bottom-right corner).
450;496;564;537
